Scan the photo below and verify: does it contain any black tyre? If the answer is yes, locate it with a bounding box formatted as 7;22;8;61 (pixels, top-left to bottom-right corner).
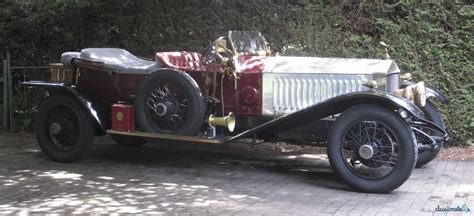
134;70;205;135
415;101;445;168
110;134;145;148
327;105;417;193
35;94;95;163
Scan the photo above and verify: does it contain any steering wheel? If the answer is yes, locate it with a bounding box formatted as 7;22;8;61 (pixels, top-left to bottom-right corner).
201;37;235;66
200;43;220;66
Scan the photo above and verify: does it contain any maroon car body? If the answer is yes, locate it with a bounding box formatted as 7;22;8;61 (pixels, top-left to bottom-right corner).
73;51;264;116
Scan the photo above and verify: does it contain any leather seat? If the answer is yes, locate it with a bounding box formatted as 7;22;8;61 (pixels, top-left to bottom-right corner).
156;52;206;71
62;48;160;74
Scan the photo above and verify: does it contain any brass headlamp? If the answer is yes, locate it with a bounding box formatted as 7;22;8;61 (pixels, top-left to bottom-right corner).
394;81;427;106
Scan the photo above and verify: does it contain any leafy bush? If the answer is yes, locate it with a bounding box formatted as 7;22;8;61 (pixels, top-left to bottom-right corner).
371;3;473;146
0;0;472;145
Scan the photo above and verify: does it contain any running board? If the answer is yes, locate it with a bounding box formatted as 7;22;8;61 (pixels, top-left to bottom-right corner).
107;130;225;144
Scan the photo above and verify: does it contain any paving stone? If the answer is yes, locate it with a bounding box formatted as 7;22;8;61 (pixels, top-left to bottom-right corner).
0;136;473;215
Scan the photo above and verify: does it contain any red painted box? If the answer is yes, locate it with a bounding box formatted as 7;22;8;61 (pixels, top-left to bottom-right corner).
112;103;135;132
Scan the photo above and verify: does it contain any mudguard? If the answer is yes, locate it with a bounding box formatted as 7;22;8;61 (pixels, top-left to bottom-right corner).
426;86;449;104
21;81;109;134
401;82;449;105
225;91;438;143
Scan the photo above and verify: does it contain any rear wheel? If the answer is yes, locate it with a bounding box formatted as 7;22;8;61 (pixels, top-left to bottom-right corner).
35;94;95;163
415;101;445;168
327;105;417;193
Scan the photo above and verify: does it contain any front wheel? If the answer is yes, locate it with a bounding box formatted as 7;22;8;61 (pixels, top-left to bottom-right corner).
35;94;95;163
327;105;417;193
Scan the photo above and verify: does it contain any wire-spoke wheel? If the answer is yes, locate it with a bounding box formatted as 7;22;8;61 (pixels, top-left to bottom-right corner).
135;70;205;135
145;82;189;133
36;94;95;163
47;106;80;152
327;105;417;193
341;121;399;179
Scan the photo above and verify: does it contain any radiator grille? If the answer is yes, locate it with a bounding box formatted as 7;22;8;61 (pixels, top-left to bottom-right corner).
262;74;373;115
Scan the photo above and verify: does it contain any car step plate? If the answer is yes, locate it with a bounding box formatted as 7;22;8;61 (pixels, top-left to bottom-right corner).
107;130;225;144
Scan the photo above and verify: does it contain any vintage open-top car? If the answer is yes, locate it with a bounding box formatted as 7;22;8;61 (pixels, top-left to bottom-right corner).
23;31;448;193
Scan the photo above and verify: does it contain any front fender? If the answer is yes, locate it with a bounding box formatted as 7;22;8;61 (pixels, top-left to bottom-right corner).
225;91;424;143
401;82;448;105
426;86;449;104
21;81;109;134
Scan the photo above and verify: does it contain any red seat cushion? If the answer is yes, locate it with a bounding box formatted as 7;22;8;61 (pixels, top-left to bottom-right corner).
155;52;206;71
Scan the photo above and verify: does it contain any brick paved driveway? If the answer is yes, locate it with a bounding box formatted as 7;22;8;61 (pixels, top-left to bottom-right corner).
0;135;473;215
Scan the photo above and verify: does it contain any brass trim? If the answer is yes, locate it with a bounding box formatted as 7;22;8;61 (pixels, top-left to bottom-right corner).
115;112;124;122
400;73;412;82
363;80;378;89
107;130;224;144
208;112;236;132
215;39;227;54
221;57;228;67
227;32;238;55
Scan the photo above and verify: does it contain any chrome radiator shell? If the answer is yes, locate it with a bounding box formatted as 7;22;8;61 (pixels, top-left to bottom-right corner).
260;57;400;116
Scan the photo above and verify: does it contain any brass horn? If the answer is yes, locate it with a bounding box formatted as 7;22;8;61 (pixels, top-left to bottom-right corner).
208;112;236;132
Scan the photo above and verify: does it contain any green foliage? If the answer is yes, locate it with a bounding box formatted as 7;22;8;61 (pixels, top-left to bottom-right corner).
372;3;473;146
0;0;472;145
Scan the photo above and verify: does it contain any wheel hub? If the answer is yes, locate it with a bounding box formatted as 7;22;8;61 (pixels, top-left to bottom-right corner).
359;144;374;160
49;123;61;135
155;103;168;116
155;101;176;116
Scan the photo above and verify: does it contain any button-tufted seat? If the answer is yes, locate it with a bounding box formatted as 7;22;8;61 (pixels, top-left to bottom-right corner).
155;52;206;72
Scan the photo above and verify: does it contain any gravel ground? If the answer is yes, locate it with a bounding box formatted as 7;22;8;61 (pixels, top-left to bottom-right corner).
437;142;474;160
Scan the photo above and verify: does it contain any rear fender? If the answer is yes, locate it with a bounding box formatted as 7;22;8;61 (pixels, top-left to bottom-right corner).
22;81;109;135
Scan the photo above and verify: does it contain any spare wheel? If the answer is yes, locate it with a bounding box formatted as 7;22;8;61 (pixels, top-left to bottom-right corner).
134;69;205;135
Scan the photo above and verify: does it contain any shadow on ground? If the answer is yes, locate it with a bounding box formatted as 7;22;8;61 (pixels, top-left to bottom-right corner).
0;137;352;214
